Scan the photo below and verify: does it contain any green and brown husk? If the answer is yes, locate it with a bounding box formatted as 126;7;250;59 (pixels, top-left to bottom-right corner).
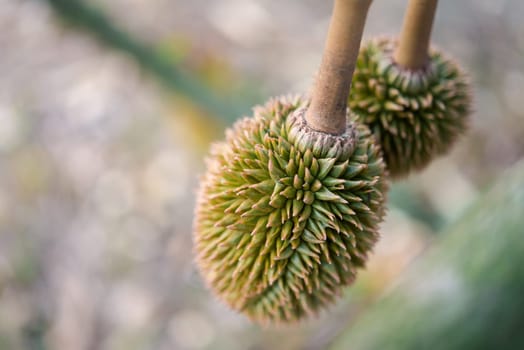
350;38;471;178
194;95;387;324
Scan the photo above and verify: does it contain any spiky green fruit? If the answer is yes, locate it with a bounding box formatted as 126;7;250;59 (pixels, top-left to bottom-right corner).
350;38;471;178
194;95;387;325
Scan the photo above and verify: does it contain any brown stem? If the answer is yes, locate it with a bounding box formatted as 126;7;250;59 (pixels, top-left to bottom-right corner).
394;0;438;69
306;0;372;135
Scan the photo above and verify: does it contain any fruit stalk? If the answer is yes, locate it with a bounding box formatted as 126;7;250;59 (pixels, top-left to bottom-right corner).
306;0;372;135
394;0;438;69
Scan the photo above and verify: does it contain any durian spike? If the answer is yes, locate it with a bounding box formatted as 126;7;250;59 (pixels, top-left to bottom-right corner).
394;0;438;69
306;0;372;135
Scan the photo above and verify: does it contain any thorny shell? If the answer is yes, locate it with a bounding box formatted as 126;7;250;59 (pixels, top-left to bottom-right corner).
194;95;387;325
350;38;471;178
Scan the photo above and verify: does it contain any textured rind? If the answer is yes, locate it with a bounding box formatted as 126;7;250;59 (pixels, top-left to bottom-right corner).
194;95;387;325
350;38;471;178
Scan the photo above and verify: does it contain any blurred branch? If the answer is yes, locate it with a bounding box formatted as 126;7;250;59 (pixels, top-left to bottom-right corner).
332;159;524;350
388;184;444;231
22;316;48;350
42;0;256;124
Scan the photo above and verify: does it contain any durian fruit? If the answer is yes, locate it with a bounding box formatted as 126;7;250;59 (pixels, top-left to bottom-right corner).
349;37;471;178
194;95;387;324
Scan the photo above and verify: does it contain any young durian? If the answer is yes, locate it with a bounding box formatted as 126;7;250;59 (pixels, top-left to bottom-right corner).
193;0;385;325
349;37;471;178
194;96;386;325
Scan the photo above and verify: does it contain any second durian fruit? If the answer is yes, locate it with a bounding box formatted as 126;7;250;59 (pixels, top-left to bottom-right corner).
350;38;471;178
194;95;387;325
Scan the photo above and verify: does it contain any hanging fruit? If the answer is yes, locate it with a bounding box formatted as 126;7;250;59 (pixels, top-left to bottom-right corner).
349;0;471;178
193;0;388;325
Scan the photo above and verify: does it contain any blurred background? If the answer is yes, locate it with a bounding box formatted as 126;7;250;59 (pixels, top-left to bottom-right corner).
1;0;523;349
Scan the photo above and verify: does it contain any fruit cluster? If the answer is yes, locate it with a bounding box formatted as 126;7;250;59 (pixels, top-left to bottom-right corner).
193;0;471;325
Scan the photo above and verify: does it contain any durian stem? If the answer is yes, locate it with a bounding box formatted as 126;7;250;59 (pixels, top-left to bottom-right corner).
306;0;372;135
394;0;438;69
